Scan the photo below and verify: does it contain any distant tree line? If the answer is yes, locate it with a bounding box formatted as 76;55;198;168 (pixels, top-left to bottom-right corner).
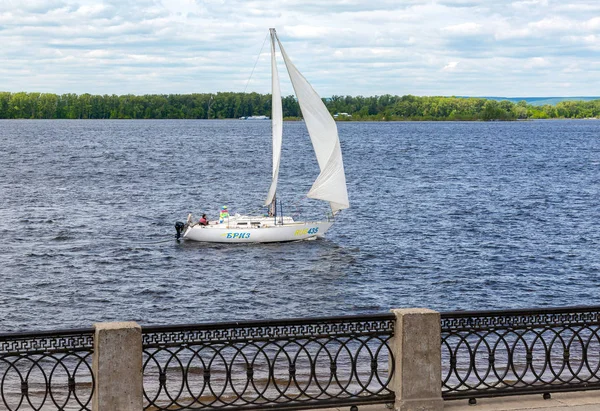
0;91;598;121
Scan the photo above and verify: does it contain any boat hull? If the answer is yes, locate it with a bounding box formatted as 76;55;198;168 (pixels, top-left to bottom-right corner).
183;221;333;243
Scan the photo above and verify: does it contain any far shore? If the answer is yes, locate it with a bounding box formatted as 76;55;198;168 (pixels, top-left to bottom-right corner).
1;117;598;122
1;92;598;121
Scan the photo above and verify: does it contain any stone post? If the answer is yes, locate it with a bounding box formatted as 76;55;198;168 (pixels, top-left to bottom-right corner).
93;322;143;411
390;308;444;411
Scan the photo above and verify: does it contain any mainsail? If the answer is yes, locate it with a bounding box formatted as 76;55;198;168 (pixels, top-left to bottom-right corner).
264;29;283;207
274;31;349;214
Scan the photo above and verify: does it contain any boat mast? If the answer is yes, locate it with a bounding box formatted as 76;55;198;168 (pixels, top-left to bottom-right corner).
264;28;283;216
269;194;277;218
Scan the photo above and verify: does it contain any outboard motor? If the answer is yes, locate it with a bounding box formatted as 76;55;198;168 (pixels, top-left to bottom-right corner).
175;221;185;240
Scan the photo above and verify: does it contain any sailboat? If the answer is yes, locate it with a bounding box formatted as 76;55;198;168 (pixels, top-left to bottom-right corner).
178;28;349;243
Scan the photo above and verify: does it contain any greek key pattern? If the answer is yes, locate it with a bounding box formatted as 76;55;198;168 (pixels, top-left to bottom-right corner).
142;315;395;410
0;330;94;410
142;315;395;346
441;306;600;399
441;308;600;332
0;331;94;355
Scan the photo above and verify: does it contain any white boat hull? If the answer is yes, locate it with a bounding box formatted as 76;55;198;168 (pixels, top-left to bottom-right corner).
183;220;333;243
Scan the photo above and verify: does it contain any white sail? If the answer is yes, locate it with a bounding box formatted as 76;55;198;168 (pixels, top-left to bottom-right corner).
274;33;349;214
264;29;283;207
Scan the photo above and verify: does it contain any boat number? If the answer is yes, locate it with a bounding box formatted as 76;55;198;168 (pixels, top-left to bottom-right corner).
226;232;251;239
294;227;319;236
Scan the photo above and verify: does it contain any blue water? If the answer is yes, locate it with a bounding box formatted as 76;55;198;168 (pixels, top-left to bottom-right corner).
1;119;599;332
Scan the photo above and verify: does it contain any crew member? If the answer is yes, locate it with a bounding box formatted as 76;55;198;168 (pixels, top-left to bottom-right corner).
219;206;229;223
199;214;208;226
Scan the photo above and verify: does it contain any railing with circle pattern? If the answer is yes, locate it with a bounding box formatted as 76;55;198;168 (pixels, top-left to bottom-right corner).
441;306;600;400
141;314;395;410
5;305;600;409
0;328;94;411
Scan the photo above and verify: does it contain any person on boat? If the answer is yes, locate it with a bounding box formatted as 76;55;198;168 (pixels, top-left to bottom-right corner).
198;214;208;226
219;206;230;223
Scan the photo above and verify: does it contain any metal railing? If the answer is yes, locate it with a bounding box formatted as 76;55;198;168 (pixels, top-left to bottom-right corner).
0;328;95;411
441;305;600;400
6;304;600;409
141;314;396;410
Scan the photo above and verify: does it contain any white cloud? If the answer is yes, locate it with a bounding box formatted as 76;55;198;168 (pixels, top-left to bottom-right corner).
0;0;598;96
442;22;482;36
562;63;582;73
442;61;459;71
285;25;335;39
512;0;549;10
524;57;550;69
529;16;574;31
585;17;600;30
554;2;600;12
493;26;531;40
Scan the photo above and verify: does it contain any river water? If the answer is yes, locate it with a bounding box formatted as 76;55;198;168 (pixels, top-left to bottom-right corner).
1;119;599;332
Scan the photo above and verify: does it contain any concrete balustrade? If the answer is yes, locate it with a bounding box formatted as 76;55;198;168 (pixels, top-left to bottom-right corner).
391;308;444;411
93;322;143;411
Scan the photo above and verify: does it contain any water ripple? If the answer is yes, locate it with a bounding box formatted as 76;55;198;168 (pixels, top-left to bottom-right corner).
0;119;599;332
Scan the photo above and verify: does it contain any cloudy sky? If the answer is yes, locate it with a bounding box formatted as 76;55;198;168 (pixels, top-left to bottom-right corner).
1;0;599;97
